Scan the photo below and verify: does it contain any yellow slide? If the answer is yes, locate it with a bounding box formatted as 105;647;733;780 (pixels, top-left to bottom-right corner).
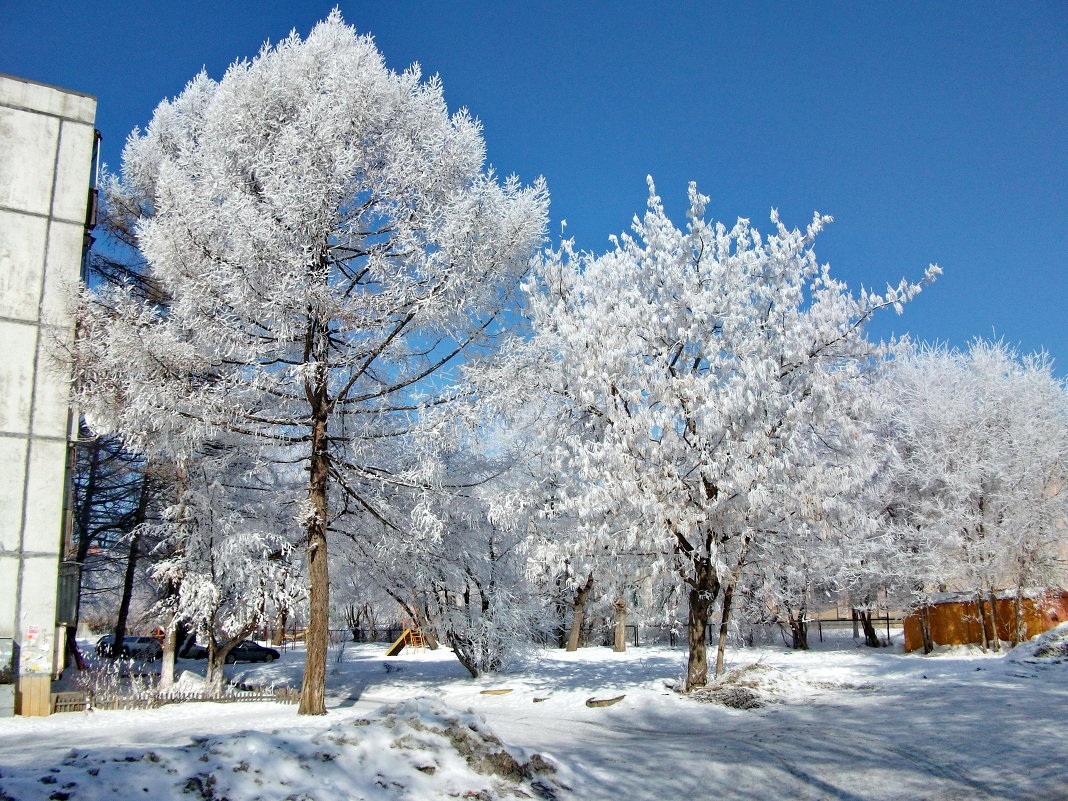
385;627;426;656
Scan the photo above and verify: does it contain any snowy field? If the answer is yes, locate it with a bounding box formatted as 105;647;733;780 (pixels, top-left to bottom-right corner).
1;627;1066;801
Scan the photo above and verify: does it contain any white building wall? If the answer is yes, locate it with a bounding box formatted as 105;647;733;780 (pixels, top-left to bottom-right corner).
0;73;96;715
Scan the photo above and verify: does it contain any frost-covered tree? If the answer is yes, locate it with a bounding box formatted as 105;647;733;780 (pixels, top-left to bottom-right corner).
528;485;670;652
710;411;894;657
151;447;301;694
73;13;548;713
339;420;550;677
884;340;1068;649
423;501;540;677
506;180;937;689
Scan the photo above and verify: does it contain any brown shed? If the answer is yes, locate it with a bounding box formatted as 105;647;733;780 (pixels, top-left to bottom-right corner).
903;589;1068;652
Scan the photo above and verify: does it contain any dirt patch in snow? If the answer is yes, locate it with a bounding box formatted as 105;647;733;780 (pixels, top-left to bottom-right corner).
690;663;872;709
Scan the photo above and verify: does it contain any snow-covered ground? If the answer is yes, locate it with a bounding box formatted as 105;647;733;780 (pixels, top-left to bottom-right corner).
1;627;1066;800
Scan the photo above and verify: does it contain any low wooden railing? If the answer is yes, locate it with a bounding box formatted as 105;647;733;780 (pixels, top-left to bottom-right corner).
50;684;300;714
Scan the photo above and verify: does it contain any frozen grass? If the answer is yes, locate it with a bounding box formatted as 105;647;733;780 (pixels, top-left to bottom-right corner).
1;628;1066;800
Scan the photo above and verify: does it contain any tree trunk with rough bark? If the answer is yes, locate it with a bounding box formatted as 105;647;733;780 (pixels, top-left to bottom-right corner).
1012;588;1024;647
299;427;330;714
858;610;881;648
204;631;252;697
272;608;287;647
422;620;440;650
565;574;595;652
684;553;720;691
612;598;627;653
986;589;1002;652
918;606;934;654
788;609;809;650
299;312;331;716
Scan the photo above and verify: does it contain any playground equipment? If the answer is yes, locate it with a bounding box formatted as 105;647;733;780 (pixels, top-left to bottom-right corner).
385;621;427;656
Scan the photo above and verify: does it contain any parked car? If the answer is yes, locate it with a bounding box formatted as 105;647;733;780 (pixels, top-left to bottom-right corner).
227;641;280;663
94;635;163;660
183;640;280;663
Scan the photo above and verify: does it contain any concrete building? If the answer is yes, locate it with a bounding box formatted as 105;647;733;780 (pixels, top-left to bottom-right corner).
0;74;97;715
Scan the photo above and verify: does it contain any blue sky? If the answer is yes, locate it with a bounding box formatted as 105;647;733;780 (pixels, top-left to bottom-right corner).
3;1;1065;369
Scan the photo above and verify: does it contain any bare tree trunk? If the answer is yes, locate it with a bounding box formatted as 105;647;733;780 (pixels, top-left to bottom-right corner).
553;574;569;648
64;435;101;671
565;574;594;652
918;606;934;654
975;590;992;651
714;584;735;677
68;435;102;664
204;633;249;697
449;634;482;679
73;435;102;566
419;595;440;650
1012;586;1024;646
109;476;149;658
612;597;627;653
364;604;378;642
204;655;224;697
987;589;1002;652
111;530;140;656
299;311;331;716
715;535;750;677
714;581;738;677
422;622;440;650
859;610;881;648
684;553;720;691
158;464;187;688
272;608;287;647
788;608;809;650
299;417;330;714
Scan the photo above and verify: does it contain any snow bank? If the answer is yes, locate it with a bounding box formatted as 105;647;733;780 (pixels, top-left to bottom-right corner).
0;697;565;801
1008;621;1068;664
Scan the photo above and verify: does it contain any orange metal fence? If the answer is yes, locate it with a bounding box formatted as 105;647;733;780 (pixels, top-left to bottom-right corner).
903;590;1068;652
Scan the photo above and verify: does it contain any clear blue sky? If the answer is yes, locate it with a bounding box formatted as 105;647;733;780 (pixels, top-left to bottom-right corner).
3;1;1065;369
